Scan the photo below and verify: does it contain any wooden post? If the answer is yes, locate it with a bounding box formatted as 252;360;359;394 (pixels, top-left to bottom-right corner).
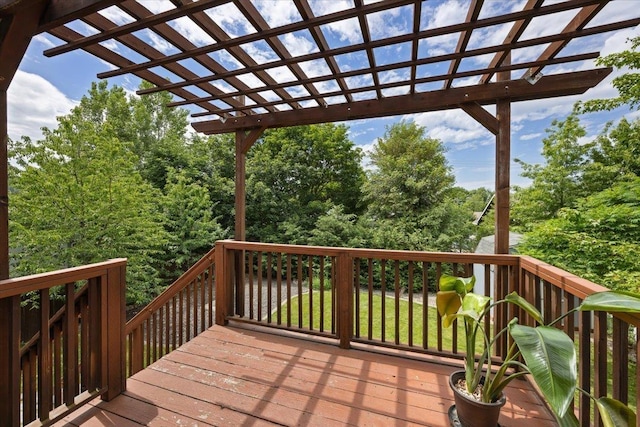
215;240;231;325
0;86;20;426
102;263;126;401
234;132;246;241
336;252;353;349
495;56;511;255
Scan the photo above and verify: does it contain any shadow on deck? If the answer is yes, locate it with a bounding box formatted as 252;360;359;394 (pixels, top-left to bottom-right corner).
56;324;555;427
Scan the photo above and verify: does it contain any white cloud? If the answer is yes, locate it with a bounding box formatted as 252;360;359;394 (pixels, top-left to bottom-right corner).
408;109;489;144
251;0;301;28
520;133;541;141
7;71;78;141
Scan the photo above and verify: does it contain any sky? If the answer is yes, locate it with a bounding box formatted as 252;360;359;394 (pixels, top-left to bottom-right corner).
7;0;640;190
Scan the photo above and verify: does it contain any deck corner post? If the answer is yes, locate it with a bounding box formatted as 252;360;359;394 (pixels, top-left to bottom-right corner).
215;240;231;325
336;252;354;349
0;294;20;426
103;262;127;401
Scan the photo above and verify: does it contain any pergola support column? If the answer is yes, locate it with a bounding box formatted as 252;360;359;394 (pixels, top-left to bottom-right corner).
495;99;511;255
233;127;264;317
0;87;19;426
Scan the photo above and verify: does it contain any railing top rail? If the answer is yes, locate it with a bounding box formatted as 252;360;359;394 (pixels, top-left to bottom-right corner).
219;240;519;265
126;246;216;333
521;255;640;327
0;258;127;299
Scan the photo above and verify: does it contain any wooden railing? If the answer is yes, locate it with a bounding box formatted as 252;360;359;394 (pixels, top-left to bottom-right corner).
215;240;640;425
0;259;127;427
125;247;216;376
519;256;640;426
214;240;519;356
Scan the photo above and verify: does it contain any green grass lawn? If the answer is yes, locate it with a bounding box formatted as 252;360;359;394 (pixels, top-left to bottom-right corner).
283;290;469;352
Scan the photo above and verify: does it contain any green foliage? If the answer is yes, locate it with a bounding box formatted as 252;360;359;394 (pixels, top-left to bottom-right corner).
308;205;368;248
519;178;640;292
512;113;588;229
9;82;167;305
246;124;365;243
160;169;227;279
577;36;640;113
363;121;472;252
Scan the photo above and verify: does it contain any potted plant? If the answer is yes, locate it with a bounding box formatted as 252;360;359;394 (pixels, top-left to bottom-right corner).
436;273;640;427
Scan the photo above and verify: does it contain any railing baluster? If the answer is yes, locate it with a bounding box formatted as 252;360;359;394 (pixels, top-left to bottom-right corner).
422;261;428;350
257;252;263;322
308;255;313;331
354;258;361;338
277;253;282;326
578;308;591;427
39;288;52;419
612;317;629;403
248;251;254;320
408;261;414;347
319;256;325;333
286;254;292;327
297;254;303;329
368;258;374;341
436;262;443;352
394;260;400;346
593;311;608;426
380;259;386;343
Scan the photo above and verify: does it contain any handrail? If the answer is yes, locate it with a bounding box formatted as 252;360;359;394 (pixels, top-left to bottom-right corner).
0;258;127;298
126;247;216;334
125;246;216;376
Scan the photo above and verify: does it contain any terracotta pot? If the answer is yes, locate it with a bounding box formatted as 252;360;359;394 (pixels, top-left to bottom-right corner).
449;370;506;427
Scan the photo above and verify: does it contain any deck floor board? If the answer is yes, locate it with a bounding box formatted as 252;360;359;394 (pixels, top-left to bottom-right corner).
57;325;556;426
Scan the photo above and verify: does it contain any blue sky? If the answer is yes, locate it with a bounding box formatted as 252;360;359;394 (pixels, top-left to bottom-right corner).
7;0;640;190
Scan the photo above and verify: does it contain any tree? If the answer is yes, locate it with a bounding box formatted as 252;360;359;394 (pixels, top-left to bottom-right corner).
577;36;640;113
364;120;454;220
160;169;227;279
362;120;465;252
246;124;365;243
519;178;640;292
582;117;640;193
511;113;588;229
9;82;167;305
308;205;368;248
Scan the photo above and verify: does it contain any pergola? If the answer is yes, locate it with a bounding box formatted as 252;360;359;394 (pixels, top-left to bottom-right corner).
1;0;637;282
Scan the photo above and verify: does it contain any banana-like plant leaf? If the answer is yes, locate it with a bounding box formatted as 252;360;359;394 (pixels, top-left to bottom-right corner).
510;324;576;418
555;410;579;427
439;274;475;294
596;397;637;427
505;292;544;323
439;274;460;292
461;293;490;319
436;290;461;317
580;291;640;313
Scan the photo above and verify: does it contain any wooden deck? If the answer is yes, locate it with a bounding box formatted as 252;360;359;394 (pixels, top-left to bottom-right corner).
56;325;556;426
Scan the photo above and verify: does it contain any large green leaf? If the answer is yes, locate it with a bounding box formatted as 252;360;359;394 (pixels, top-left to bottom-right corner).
505;292;544;323
439;274;475;294
436;290;461;317
580;291;640;313
596;397;637;427
510;324;576;417
461;293;490;319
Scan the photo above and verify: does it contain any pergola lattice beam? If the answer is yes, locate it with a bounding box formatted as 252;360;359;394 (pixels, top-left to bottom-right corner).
193;68;611;134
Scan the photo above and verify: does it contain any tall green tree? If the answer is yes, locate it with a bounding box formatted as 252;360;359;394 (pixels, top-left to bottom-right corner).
362;120;465;252
511;113;588;229
9;82;167;305
246;124;365;243
364;120;454;219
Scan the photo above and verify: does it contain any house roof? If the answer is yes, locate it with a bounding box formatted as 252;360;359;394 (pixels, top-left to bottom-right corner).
2;0;636;135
